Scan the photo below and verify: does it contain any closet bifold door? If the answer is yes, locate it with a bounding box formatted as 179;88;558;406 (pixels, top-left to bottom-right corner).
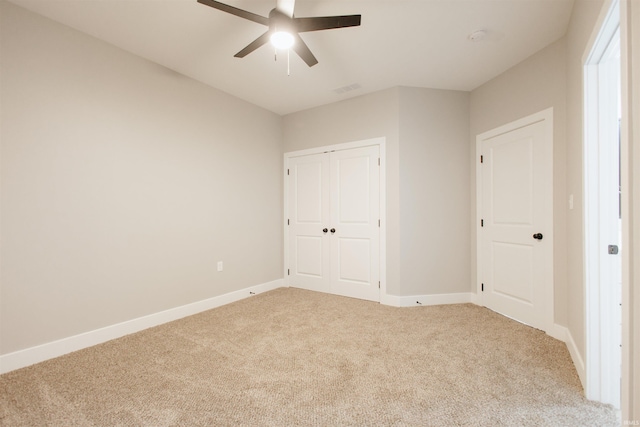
288;153;331;294
288;145;380;302
329;146;380;301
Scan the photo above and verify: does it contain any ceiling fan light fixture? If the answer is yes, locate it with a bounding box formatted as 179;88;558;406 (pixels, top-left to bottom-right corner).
270;31;295;49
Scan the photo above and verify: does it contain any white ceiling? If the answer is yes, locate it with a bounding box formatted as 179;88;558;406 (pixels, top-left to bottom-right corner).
7;0;575;115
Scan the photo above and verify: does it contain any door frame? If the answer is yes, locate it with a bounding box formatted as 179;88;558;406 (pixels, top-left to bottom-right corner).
284;137;387;301
475;107;555;332
583;0;622;408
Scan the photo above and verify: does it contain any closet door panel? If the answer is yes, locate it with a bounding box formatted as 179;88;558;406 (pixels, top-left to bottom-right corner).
330;145;380;301
288;153;330;293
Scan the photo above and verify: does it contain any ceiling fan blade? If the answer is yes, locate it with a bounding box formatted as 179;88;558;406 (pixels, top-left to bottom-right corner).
234;31;271;58
292;34;318;67
295;15;361;33
276;0;295;18
197;0;269;26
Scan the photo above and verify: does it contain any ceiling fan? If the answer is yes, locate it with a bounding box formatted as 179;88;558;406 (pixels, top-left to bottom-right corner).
197;0;361;67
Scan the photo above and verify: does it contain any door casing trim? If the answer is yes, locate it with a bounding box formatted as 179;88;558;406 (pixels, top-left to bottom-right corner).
583;0;622;407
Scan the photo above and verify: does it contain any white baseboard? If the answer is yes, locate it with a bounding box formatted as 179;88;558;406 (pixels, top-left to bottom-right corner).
380;292;587;389
0;279;284;374
1;284;588;394
546;323;567;341
547;323;586;390
381;292;476;307
380;292;588;390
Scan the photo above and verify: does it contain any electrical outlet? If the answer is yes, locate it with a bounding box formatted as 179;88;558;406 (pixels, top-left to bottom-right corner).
217;261;223;272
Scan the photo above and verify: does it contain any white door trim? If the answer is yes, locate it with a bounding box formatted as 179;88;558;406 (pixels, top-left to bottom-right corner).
284;137;387;301
583;0;622;408
475;108;555;332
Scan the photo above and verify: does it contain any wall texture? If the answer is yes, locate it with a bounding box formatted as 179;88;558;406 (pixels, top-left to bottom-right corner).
398;87;470;296
625;0;640;417
0;2;283;355
563;0;606;365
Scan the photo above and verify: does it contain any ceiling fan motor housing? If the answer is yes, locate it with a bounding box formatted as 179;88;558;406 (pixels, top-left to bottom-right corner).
269;9;294;34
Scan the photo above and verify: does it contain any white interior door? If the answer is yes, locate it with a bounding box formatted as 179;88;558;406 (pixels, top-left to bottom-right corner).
287;144;380;302
288;153;330;293
478;111;553;331
330;146;380;301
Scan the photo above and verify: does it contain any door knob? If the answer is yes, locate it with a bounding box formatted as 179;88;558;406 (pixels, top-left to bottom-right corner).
322;228;328;233
533;233;544;240
330;228;336;234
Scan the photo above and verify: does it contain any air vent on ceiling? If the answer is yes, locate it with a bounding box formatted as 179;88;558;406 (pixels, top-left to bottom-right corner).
333;83;362;95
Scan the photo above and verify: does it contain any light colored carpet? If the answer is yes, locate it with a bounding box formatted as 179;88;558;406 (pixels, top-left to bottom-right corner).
0;287;618;426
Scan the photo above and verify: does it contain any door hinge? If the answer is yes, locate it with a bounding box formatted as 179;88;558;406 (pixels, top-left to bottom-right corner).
287;269;290;276
480;155;484;163
378;281;381;289
378;219;380;227
287;169;290;175
287;219;290;225
378;158;380;166
481;283;484;292
481;219;484;227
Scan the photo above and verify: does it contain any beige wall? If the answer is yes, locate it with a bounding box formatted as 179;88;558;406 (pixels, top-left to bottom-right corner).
0;2;283;355
469;38;568;325
398;87;470;295
563;0;607;364
283;87;470;297
622;0;640;418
